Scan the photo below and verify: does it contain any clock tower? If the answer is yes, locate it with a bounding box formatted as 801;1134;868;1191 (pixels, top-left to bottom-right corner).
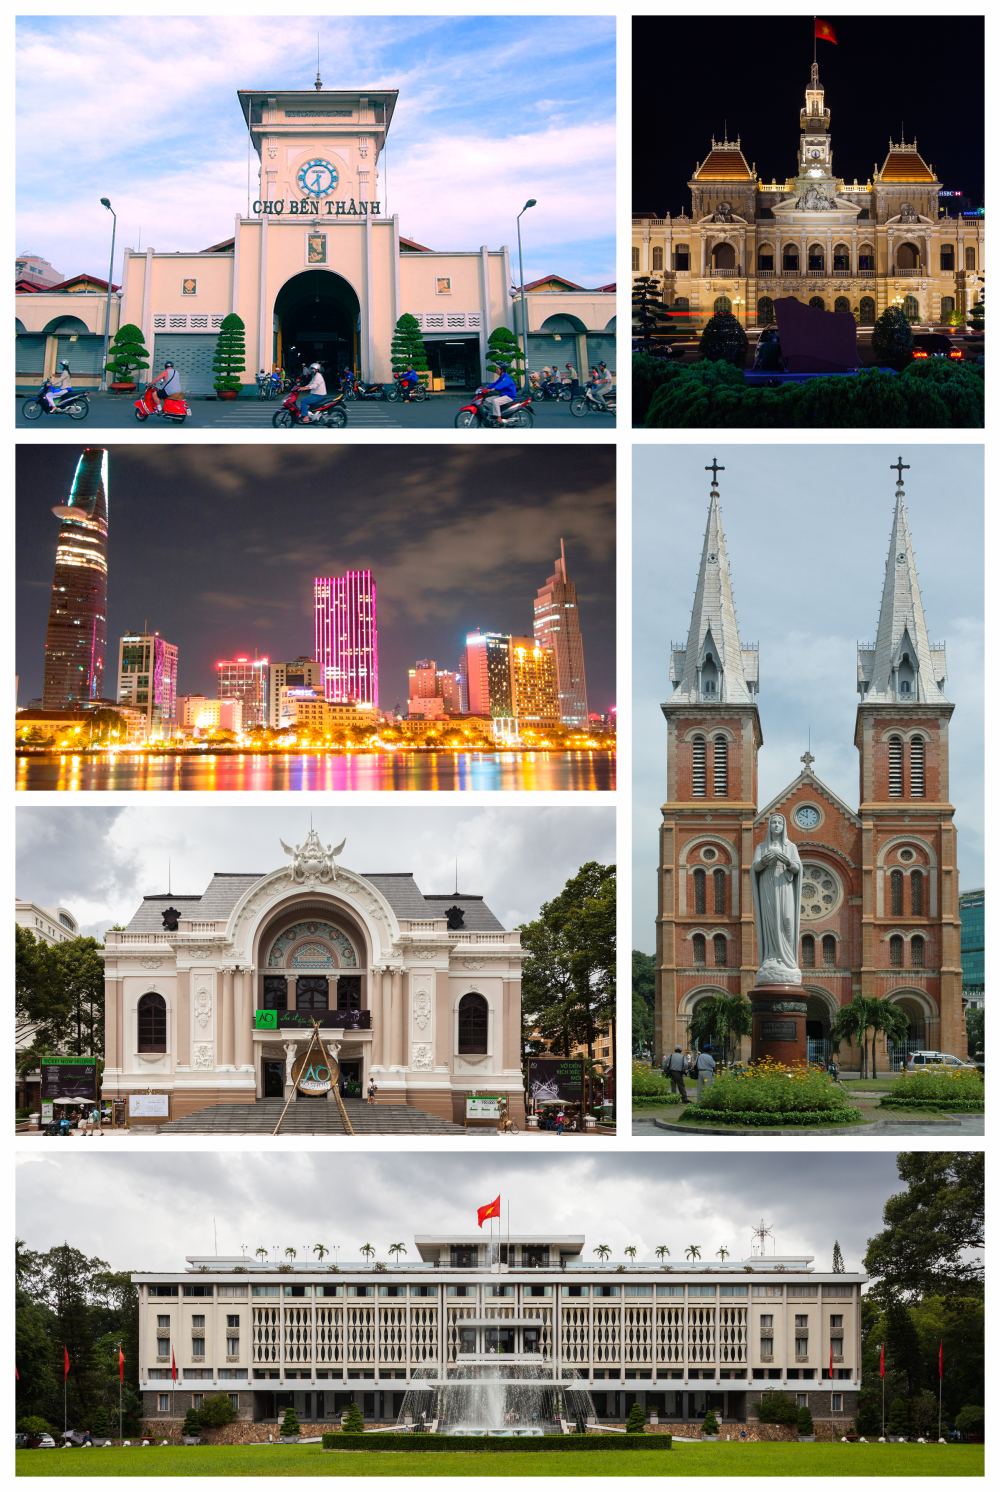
793;61;837;200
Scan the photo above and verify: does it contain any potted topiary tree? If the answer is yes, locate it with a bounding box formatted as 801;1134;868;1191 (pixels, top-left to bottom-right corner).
104;323;149;392
279;1406;301;1443
625;1402;646;1435
485;325;526;387
342;1400;365;1435
181;1408;202;1445
701;1408;720;1440
797;1404;815;1441
212;313;246;400
390;313;430;392
886;1397;911;1442
871;306;914;370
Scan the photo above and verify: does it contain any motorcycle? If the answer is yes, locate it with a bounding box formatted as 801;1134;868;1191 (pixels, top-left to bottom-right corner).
453;387;534;429
256;372;282;401
347;377;388;401
570;384;616;418
533;378;570;401
272;386;348;429
385;374;427;403
21;381;90;421
133;385;192;425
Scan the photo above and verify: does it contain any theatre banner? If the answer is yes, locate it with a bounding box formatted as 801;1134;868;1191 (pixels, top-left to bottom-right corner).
40;1056;98;1101
466;1096;501;1119
526;1058;584;1106
129;1095;169;1118
254;1009;371;1031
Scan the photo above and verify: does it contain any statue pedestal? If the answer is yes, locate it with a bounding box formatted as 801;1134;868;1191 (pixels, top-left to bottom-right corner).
751;986;808;1066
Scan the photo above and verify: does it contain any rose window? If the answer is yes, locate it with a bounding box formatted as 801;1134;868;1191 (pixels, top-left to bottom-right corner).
799;862;842;921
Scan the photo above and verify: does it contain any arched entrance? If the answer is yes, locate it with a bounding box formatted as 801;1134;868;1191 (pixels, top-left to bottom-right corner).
274;270;360;379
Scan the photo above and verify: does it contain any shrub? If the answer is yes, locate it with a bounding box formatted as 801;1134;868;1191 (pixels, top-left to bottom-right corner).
211;313;246;394
279;1406;301;1437
197;1393;236;1428
954;1405;984;1439
181;1408;202;1438
879;1068;984;1110
632;1061;673;1099
90;1406;111;1438
632;351;682;425
968;291;984;334
698;310;749;366
797;1405;814;1436
342;1401;365;1434
701;1409;720;1435
17;1416;54;1435
755;1392;799;1426
390;313;429;376
887;1397;911;1437
104;323;149;384
871;306;914;369
625;1402;646;1433
696;1058;850;1114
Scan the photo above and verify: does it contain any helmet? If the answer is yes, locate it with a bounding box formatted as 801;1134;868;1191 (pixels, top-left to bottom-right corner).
495;363;508;372
60;361;69;370
599;361;608;369
309;362;322;371
164;361;174;369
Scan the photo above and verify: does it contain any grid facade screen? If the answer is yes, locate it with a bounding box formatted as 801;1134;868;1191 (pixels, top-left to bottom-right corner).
315;572;378;709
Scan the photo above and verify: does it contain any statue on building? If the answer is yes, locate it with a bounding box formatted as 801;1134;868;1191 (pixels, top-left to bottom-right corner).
751;814;802;986
897;202;919;224
712;201;734;222
795;185;835;211
280;828;346;883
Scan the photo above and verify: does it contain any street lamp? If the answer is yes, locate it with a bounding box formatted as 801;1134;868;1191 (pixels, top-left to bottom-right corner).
99;198;117;393
516;198;537;392
732;295;744;324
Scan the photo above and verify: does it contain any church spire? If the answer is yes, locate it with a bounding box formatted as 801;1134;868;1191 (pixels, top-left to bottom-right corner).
670;463;758;704
857;459;949;704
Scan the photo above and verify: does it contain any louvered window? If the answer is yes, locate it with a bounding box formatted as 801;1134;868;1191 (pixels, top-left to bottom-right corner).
713;869;726;914
910;936;924;968
693;868;706;914
801;935;815;967
909;738;925;797
692;736;706;796
713;736;728;796
888;736;903;796
910;870;923;915
692;934;706;967
890;871;903;917
889;935;904;968
713;934;727;968
822;935;836;967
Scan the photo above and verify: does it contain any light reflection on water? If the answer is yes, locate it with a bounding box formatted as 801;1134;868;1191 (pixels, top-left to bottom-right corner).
16;751;615;793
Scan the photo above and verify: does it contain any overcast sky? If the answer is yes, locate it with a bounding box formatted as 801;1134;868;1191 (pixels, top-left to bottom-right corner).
16;1150;902;1276
16;16;615;287
16;445;615;714
16;803;615;940
633;445;983;949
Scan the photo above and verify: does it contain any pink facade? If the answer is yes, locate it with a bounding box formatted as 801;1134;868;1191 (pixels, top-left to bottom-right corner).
314;570;378;709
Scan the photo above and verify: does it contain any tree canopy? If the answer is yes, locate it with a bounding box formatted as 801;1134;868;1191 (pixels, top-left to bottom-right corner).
520;863;616;1063
864;1152;984;1302
16;927;104;1060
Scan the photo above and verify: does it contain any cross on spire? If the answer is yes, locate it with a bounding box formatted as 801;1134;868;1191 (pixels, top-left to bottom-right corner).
706;459;724;485
890;457;910;482
800;750;815;769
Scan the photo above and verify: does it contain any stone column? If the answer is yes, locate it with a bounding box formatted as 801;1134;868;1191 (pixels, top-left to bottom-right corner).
381;970;393;1066
221;968;235;1068
233;970;246;1069
104;976;120;1068
369;969;383;1066
390;968;404;1068
287;976;297;1012
176;970;191;1068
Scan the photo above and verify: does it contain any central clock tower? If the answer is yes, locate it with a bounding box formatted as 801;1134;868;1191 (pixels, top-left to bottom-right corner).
238;85;398;212
793;61;838;198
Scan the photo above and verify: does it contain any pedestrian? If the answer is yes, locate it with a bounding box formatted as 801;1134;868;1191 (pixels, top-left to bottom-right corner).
556;1109;565;1135
367;1079;377;1106
663;1046;691;1103
695;1044;717;1102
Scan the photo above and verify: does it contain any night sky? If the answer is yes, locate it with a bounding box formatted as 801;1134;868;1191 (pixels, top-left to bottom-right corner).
634;14;984;215
16;446;616;714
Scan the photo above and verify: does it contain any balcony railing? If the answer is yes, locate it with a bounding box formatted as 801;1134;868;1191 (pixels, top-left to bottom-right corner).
892;267;924;276
756;269;775;277
711;268;738;277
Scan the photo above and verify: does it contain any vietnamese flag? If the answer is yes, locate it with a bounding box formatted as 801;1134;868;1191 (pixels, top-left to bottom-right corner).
829;1341;833;1378
939;1341;943;1379
119;1348;126;1384
477;1195;501;1228
171;1349;177;1383
63;1346;70;1379
815;18;837;44
879;1341;885;1378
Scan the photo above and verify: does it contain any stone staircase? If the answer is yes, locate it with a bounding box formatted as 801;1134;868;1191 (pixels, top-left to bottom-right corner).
152;1097;466;1136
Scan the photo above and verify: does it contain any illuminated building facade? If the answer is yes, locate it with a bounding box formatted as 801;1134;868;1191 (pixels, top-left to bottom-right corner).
533;541;588;726
42;447;109;709
117;632;178;739
178;696;244;733
268;658;324;729
217;657;269;729
408;659;462;719
510;639;559;725
462;632;558;733
314;570;378;709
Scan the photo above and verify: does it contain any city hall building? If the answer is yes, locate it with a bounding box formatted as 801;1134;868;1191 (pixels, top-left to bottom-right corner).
134;1231;862;1433
16;81;615;394
633;61;985;330
99;830;526;1124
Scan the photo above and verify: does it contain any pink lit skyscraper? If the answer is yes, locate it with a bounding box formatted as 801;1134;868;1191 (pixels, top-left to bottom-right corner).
314;570;378;709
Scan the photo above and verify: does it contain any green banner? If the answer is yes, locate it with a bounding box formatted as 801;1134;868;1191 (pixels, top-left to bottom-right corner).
255;1010;278;1029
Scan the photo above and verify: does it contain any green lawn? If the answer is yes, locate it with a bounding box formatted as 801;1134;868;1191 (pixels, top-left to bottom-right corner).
15;1443;984;1477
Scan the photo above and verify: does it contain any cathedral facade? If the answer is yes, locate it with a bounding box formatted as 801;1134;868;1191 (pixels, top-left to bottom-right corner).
633;62;984;330
654;462;965;1072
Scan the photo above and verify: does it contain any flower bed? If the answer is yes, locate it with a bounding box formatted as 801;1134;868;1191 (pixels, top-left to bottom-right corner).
693;1057;855;1116
677;1108;863;1128
321;1434;671;1453
879;1069;984;1111
632;1061;674;1104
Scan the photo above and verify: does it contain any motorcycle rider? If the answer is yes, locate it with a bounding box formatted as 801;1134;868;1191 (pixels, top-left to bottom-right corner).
399;364;420;402
590;361;615;409
483;362;517;424
152;360;182;414
44;361;74;412
298;361;328;423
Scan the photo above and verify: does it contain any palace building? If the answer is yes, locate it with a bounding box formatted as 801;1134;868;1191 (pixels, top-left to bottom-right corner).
16;80;615;394
99;830;525;1124
655;461;964;1070
633;61;985;330
134;1231;863;1434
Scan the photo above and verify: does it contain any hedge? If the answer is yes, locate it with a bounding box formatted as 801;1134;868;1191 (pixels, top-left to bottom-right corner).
677;1108;864;1128
878;1097;984;1112
321;1433;671;1452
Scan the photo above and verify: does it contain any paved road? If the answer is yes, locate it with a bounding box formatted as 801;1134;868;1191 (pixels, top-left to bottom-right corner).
631;1113;984;1138
16;393;615;431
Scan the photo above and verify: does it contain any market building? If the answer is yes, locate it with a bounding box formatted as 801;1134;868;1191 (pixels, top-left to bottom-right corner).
16;81;615;393
98;829;525;1124
632;60;985;331
134;1232;862;1434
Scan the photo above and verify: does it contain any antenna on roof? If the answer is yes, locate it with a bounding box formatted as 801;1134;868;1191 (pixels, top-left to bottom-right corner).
168;858;171;895
315;33;322;91
454;857;458;895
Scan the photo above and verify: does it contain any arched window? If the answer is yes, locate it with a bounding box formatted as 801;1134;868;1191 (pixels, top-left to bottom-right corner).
692;934;706;967
858;246;874;271
859;296;876;325
965;247;977;271
713;243;735;270
652;246;664;271
909;738;925;797
808;245;824;272
910;869;923;916
137;991;167;1053
631;246;640;271
890;870;904;917
713;868;726;915
713;934;727;967
295;976;329;1011
263;976;287;1011
714;295;732;313
940;246;955;272
692;735;706;796
897;243;920;270
820;935;835;967
757;296;775;325
458;992;489;1054
801;934;815;968
889;935;904;968
833;244;850;272
782;246;799;272
693;868;707;915
808;296;825;311
673;296;689;310
834;296;850;314
941;295;955;315
713;735;728;796
757;247;774;272
903;294;919;321
674;247;690;272
910;936;925;968
888;736;903;797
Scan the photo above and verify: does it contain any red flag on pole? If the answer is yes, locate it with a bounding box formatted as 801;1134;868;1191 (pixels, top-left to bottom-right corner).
477;1195;501;1228
815;18;837;44
171;1349;177;1383
879;1341;885;1378
119;1349;125;1384
829;1340;833;1377
63;1346;70;1380
938;1341;943;1379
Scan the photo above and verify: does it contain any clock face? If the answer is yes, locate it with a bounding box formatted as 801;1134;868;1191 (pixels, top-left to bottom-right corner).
809;149;822;160
298;159;339;197
795;805;820;829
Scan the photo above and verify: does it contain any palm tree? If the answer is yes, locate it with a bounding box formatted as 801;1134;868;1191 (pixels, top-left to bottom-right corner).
360;1243;376;1262
655;1246;670;1263
868;999;911;1081
684;1245;701;1261
284;1247;297;1263
830;994;877;1078
255;1247;267;1263
388;1243;407;1261
624;1246;637;1262
689;993;754;1065
716;1246;730;1263
593;1244;611;1262
313;1245;328;1262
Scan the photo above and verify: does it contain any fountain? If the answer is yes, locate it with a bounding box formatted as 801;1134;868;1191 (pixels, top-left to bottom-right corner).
395;1363;596;1437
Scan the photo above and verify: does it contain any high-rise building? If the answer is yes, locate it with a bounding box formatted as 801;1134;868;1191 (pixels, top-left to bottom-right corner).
959;889;984;1009
314;571;378;709
268;657;324;729
408;659;462;719
117;632;178;738
461;632;558;730
510;638;559;724
217;656;268;728
43;448;109;709
533;539;588;726
178;696;244;733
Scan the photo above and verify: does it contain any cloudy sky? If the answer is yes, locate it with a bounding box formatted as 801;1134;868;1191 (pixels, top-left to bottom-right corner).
16;1150;904;1276
16;16;615;287
16;445;615;713
632;445;983;947
16;803;615;940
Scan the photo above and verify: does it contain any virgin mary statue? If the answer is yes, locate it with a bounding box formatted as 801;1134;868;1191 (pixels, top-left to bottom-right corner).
751;813;803;986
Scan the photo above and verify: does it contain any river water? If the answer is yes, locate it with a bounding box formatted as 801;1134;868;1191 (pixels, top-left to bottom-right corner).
16;750;615;793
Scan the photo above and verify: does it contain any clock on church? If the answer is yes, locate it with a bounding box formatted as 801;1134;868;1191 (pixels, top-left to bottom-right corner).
298;159;339;197
795;804;820;828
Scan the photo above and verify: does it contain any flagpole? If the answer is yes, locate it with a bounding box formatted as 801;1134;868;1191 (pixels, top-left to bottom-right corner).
938;1341;943;1440
881;1342;885;1437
